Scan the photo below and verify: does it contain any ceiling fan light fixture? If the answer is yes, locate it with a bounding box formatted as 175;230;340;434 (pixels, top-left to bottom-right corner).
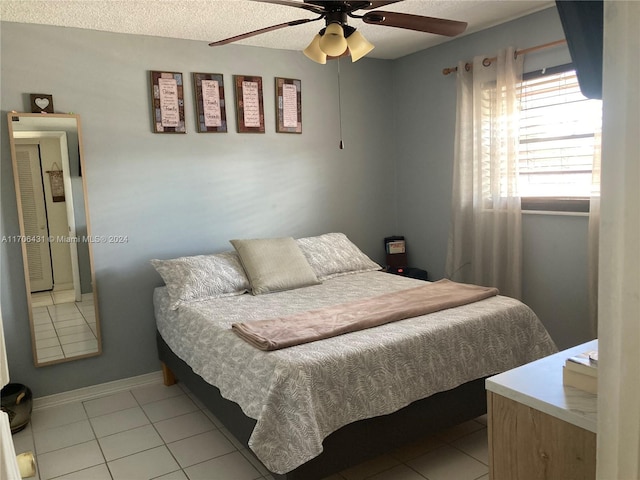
210;2;469;63
303;33;327;64
346;30;374;62
319;22;348;57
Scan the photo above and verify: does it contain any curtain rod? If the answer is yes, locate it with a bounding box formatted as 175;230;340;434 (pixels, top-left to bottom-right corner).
442;39;567;76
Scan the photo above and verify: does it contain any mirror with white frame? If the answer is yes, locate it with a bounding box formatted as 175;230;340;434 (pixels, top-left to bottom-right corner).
7;112;101;366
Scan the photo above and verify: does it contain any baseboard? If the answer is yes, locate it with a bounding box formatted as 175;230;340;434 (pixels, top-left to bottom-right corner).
33;370;164;410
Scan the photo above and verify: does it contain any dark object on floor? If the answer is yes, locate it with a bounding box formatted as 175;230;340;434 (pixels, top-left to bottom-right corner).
1;383;33;433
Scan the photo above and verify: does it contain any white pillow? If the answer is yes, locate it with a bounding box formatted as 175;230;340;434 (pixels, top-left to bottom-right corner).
151;251;249;310
296;232;381;281
230;237;320;295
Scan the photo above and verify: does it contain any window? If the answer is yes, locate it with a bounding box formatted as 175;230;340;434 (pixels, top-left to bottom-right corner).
518;65;602;211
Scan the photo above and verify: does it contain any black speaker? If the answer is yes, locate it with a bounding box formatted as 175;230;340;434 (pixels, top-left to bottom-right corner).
384;236;407;268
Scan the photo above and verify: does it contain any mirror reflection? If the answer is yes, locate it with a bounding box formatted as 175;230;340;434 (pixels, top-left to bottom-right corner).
8;113;101;366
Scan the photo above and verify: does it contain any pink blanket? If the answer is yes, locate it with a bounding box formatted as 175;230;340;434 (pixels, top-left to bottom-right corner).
232;279;499;350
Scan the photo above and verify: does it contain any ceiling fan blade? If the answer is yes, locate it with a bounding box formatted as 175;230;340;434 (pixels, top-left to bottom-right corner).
251;0;326;15
362;11;467;37
209;18;319;46
360;1;404;10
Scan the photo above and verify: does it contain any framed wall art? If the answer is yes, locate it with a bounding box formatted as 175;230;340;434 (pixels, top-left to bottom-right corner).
234;75;265;133
150;71;186;133
193;72;227;133
30;94;54;113
275;78;302;134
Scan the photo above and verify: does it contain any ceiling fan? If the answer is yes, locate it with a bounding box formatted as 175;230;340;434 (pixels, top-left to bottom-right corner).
209;0;468;64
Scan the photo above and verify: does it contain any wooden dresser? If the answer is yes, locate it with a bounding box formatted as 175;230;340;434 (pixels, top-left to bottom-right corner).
486;340;598;480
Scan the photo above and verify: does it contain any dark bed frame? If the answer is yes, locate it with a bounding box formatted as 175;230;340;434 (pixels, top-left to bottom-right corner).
157;331;487;480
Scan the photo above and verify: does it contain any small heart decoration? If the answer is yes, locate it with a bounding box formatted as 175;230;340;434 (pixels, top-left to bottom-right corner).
35;98;50;110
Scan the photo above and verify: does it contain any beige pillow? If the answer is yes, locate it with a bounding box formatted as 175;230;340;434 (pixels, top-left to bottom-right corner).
230;237;321;295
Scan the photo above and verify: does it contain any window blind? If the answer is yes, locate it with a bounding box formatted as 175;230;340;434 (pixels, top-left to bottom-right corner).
518;69;602;198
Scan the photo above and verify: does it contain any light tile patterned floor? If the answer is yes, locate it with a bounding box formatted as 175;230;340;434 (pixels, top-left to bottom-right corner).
12;382;490;480
31;291;98;363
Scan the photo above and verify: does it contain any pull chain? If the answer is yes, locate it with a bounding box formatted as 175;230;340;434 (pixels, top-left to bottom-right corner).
337;57;344;149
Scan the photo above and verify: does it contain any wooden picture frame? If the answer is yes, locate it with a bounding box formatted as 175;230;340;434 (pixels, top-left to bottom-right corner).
150;71;186;133
193;72;227;133
275;78;302;134
234;75;265;133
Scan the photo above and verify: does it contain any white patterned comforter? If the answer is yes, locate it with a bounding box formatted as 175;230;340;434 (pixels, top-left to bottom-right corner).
154;271;557;474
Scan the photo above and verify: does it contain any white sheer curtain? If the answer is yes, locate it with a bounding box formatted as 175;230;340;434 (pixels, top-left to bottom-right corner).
588;131;601;338
597;1;640;477
446;48;524;299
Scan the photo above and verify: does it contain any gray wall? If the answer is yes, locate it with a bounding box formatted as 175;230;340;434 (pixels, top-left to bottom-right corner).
1;22;396;396
1;7;593;397
392;7;593;349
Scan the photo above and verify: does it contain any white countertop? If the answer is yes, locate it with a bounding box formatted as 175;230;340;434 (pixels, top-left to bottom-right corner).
486;339;598;433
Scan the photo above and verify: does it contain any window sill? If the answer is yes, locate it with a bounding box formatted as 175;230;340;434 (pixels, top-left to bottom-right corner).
521;197;590;213
523;209;589;217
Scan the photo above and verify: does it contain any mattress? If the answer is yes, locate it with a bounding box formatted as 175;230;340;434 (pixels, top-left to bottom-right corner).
154;271;557;474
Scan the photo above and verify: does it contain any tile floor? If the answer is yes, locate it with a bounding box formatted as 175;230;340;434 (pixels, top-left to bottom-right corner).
12;382;490;480
31;291;98;363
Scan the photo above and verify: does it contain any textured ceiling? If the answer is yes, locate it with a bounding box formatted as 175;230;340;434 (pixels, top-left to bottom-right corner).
0;0;554;59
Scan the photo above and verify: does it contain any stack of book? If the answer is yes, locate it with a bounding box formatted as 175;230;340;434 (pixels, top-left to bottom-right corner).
562;350;598;394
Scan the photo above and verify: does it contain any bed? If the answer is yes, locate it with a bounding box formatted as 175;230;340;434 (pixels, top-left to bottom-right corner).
152;233;557;479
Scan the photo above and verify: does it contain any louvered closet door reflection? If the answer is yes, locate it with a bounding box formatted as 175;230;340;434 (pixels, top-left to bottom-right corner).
16;144;54;292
